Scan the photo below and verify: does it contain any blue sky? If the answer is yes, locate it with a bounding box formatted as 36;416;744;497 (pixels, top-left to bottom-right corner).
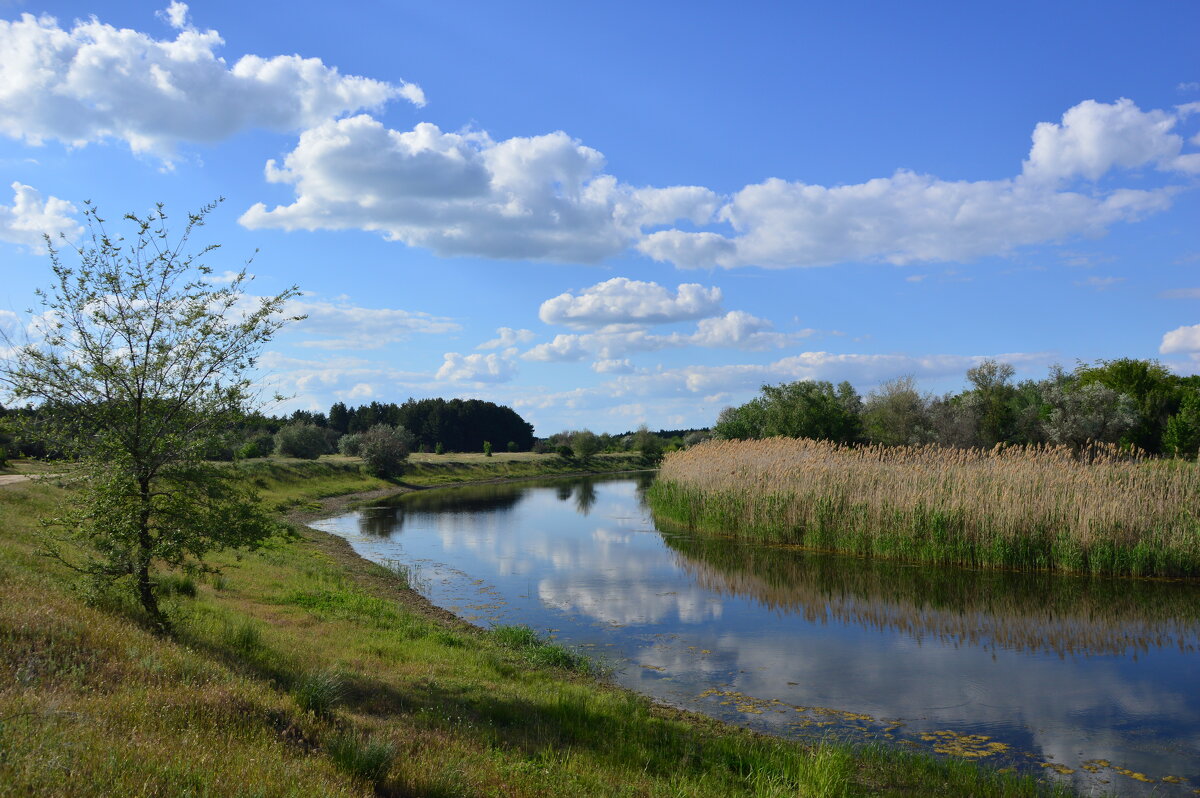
0;1;1198;435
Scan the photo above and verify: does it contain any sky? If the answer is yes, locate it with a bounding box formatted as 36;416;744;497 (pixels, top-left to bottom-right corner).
0;1;1197;435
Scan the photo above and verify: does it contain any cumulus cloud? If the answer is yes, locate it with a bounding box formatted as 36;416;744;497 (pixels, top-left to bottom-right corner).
477;326;535;350
0;5;421;159
640;98;1196;270
436;351;518;383
1023;98;1189;181
539;278;722;329
1161;325;1200;354
280;297;459;350
592;358;634;374
239;115;718;262
239;96;1194;270
0;182;80;250
523;310;809;363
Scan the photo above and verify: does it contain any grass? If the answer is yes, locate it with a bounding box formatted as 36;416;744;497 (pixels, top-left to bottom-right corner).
0;455;1073;797
649;437;1200;578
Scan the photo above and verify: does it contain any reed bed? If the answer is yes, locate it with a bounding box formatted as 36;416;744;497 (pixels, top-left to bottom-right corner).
648;438;1200;578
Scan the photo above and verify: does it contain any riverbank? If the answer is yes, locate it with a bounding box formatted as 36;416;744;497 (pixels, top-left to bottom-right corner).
0;456;1069;796
648;438;1200;578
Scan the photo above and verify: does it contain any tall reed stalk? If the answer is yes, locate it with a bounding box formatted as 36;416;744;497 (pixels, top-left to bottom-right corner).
648;438;1200;577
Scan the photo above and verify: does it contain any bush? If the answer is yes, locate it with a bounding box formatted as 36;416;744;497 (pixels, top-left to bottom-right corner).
483;440;493;457
359;424;414;478
274;422;330;459
434;442;444;455
237;432;275;459
337;433;363;457
507;441;519;452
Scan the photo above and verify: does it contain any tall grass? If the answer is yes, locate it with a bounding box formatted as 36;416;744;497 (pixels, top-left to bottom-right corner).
649;437;1200;577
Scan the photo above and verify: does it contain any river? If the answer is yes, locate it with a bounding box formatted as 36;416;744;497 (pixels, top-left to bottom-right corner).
307;474;1200;795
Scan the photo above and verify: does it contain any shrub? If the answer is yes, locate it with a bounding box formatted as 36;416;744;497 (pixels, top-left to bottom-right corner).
434;442;444;455
337;433;363;457
507;441;519;452
359;424;414;478
237;432;275;459
274;422;329;459
483;440;493;457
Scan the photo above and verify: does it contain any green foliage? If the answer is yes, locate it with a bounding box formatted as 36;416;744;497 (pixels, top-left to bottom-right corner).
358;424;413;478
715;380;863;444
507;440;519;452
1163;390;1200;458
1074;358;1180;453
337;396;534;452
274;422;330;460
236;432;275;460
434;441;445;455
634;424;665;464
1042;380;1138;449
491;624;592;673
336;432;363;457
572;429;600;461
0;201;298;627
863;376;931;446
483;440;493;457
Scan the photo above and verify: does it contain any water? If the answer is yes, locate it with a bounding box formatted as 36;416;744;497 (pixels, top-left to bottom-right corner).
308;475;1200;794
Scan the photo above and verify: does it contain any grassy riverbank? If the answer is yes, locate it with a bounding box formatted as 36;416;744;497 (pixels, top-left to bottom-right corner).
649;438;1200;578
1;457;1069;796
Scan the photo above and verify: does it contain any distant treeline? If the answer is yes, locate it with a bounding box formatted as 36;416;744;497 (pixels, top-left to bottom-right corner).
715;358;1200;457
0;396;535;461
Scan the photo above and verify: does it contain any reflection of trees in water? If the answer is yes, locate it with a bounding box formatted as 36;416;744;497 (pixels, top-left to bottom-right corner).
664;534;1200;657
575;479;597;515
357;505;404;537
634;471;656;506
555;483;574;501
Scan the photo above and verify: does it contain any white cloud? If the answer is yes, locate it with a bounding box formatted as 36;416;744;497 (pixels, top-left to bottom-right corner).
477;326;535;350
239;115;719;263
0;6;421;160
1022;98;1185;182
524;310;810;362
0;182;80;250
280;297;459;350
436;351;518;383
640;98;1196;270
1074;275;1124;290
592;358;633;374
209;269;248;285
1160;325;1200;354
1160;288;1200;299
539;278;722;329
639;171;1175;270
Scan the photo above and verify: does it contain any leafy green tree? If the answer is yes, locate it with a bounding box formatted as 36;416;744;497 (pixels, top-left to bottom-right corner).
1163;391;1200;458
964;359;1017;447
572;430;600;462
358;424;414;478
634;425;664;464
274;422;329;459
483;440;493;457
1042;381;1138;450
862;376;931;446
0;201;300;627
716;380;863;444
337;433;363;457
1074;358;1180;453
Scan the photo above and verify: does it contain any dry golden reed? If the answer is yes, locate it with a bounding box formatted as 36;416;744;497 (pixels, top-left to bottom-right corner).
648;438;1200;577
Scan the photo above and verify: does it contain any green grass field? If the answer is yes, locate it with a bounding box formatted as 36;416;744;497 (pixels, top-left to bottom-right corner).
0;456;1071;797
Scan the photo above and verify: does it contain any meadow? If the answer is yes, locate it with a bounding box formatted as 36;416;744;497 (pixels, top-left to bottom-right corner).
0;455;1072;797
648;437;1200;578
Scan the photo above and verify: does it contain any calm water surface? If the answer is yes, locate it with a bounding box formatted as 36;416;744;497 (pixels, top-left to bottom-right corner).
308;475;1200;794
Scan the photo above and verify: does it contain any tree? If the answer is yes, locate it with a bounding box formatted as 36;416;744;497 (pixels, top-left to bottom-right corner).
274;422;329;459
715;380;862;444
0;201;301;628
1074;358;1180;453
634;425;664;464
572;429;600;462
862;376;931;446
964;359;1017;447
358;424;414;478
1042;381;1138;450
1162;390;1200;458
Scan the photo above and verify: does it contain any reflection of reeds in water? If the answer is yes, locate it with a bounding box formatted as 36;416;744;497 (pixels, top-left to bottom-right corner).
649;438;1200;577
665;533;1200;657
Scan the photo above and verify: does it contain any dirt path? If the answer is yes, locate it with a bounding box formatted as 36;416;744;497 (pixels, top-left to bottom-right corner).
0;474;33;487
